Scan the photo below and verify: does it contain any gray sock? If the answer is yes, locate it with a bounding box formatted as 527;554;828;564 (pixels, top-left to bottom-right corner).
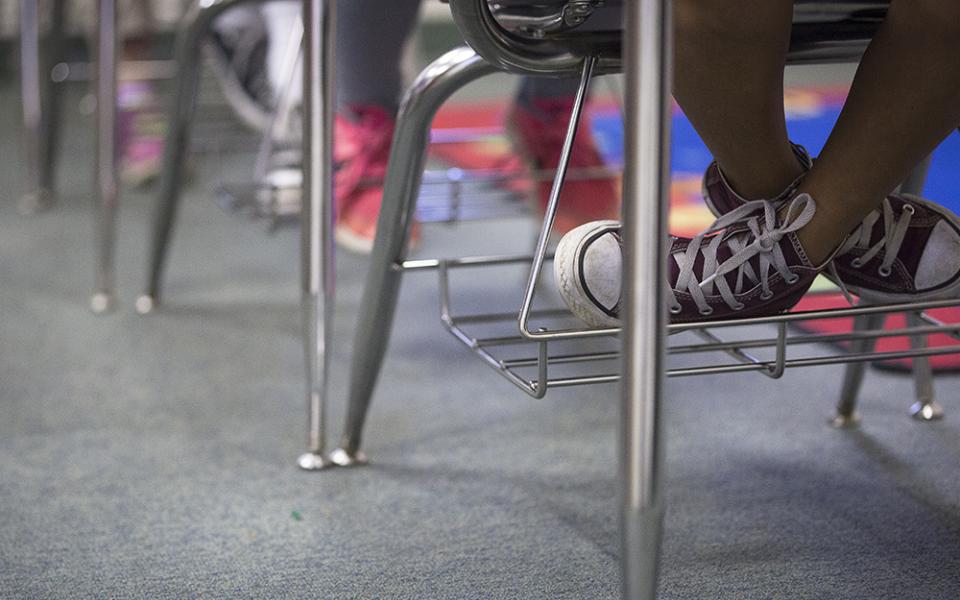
337;0;421;114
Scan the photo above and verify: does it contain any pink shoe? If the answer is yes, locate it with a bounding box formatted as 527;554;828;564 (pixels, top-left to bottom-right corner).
334;105;418;254
118;81;166;187
506;99;621;236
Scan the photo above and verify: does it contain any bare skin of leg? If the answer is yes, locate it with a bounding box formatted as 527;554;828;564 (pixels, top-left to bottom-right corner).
673;0;960;265
795;0;960;263
673;0;800;201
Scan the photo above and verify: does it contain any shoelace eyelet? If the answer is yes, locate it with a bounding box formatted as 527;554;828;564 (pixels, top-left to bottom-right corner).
760;290;774;300
733;302;746;311
903;204;916;215
698;306;714;316
850;257;863;268
785;273;800;285
878;265;892;277
669;304;683;315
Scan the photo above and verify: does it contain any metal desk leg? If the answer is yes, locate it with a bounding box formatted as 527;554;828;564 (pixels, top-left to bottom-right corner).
297;0;337;471
18;0;55;214
136;0;256;314
832;156;933;424
832;312;883;428
899;158;942;421
621;1;670;599
907;313;944;421
42;0;66;204
91;0;119;314
328;48;495;467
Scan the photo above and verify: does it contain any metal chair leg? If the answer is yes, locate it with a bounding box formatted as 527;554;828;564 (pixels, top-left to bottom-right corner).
328;48;496;467
832;156;933;422
136;0;259;315
91;0;119;314
621;1;670;598
831;312;884;428
18;0;55;214
296;0;336;471
907;313;944;421
42;0;67;201
895;158;944;422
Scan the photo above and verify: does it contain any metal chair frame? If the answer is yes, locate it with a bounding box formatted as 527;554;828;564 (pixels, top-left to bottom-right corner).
315;1;956;598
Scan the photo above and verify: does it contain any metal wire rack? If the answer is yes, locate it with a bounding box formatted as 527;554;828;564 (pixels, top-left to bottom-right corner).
404;252;960;399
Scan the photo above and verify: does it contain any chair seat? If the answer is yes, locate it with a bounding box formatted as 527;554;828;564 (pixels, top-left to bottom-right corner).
449;0;891;75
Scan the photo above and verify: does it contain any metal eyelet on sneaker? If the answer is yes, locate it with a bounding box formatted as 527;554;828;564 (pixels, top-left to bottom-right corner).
878;265;892;277
760;290;774;300
903;204;916;215
698;306;714;316
785;272;800;284
850;257;863;268
669;304;683;315
733;302;746;311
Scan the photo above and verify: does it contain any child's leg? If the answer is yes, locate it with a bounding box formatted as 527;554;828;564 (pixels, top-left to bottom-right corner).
673;0;800;200
337;0;421;113
794;0;960;263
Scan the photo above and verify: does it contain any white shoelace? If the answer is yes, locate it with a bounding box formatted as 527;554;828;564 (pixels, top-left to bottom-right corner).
825;196;914;305
668;194;817;315
836;196;914;276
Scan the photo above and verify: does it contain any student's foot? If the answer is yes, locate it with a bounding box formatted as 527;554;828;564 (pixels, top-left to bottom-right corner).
507;98;621;236
703;156;960;303
828;193;960;302
554;195;825;326
702;142;811;217
334;105;418;254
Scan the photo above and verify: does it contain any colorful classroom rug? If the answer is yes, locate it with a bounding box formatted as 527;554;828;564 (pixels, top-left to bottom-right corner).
429;87;960;371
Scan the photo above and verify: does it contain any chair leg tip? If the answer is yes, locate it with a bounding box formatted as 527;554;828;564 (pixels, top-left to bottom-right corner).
329;447;368;468
830;413;860;429
910;401;944;422
135;295;156;315
19;189;54;215
297;452;334;471
90;292;114;315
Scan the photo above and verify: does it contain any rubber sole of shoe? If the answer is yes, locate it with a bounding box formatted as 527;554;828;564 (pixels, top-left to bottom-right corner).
334;222;421;256
334;223;375;255
554;220;622;328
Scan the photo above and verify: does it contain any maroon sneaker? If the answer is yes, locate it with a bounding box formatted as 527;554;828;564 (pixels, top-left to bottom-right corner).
554;195;827;326
829;193;960;303
702;142;812;217
702;150;960;303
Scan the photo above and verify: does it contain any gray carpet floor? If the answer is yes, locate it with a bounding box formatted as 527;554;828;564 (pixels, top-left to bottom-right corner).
2;82;960;600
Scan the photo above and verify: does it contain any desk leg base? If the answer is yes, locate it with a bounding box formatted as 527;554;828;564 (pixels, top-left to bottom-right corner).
830;413;860;429
910;401;944;422
19;189;54;215
329;447;368;468
90;292;114;315
297;452;334;471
